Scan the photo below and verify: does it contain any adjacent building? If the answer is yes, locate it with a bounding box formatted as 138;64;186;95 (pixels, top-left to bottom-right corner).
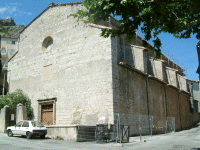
0;18;20;95
0;36;18;95
1;37;18;68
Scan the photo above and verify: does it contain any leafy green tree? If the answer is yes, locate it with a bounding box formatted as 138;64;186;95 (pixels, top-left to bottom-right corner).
72;0;200;57
0;89;33;119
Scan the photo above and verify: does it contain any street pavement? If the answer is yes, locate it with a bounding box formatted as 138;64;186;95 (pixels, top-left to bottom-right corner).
0;124;200;150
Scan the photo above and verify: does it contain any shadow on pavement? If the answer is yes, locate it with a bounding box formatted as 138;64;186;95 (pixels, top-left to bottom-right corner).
12;135;51;140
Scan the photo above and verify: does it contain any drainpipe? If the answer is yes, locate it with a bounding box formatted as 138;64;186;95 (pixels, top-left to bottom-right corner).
161;55;168;132
144;51;150;117
164;85;168;120
145;75;150;118
164;83;168;133
178;90;182;131
116;37;120;114
144;50;151;135
176;71;182;131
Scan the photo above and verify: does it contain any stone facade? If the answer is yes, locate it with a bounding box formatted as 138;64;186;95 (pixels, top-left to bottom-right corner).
8;2;199;140
9;3;114;128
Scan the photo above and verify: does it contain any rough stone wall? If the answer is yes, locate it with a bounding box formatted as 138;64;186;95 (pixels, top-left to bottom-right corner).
111;36;195;135
114;66;148;135
192;100;200;125
177;75;187;91
166;68;178;87
0;106;10;133
166;87;181;131
8;4;114;126
132;46;146;72
112;37;148;116
148;59;164;81
116;66;148;115
148;79;166;134
16;103;27;123
179;92;193;129
111;37;148;135
47;126;78;141
117;43;146;72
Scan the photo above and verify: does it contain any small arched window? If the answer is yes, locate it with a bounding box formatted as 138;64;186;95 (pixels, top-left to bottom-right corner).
42;36;53;52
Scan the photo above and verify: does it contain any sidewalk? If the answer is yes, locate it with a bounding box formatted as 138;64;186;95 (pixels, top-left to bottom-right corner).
0;123;199;150
96;123;200;150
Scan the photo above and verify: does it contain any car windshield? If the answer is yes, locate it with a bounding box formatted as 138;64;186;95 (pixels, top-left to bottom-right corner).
16;121;23;127
31;121;45;127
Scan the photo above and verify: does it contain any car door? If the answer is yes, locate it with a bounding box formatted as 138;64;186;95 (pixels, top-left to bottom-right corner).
21;121;29;135
12;121;23;135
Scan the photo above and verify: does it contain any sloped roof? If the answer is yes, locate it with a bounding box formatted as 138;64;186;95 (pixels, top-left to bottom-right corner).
20;2;83;34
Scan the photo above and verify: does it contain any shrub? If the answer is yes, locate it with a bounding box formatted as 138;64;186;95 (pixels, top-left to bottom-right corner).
0;89;33;119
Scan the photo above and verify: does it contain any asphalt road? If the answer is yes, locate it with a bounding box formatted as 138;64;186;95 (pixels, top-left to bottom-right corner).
0;124;200;150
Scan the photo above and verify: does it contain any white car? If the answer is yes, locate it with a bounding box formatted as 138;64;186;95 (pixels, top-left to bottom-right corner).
7;121;47;139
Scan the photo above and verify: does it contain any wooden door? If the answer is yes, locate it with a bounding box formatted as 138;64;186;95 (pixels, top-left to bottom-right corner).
41;104;53;125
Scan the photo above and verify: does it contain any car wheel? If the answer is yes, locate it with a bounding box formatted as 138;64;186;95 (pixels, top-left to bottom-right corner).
26;132;32;139
7;130;13;137
40;135;45;139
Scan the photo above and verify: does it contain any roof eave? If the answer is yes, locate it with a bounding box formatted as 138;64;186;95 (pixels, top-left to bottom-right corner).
20;2;83;34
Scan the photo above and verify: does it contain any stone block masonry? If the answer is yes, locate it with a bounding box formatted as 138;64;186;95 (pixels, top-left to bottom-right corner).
8;3;114;127
16;103;27;124
111;35;198;135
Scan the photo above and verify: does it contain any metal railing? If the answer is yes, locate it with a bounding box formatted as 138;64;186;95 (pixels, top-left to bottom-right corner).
76;113;175;143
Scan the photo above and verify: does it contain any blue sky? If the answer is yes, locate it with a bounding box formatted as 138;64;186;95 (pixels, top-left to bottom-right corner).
0;0;199;81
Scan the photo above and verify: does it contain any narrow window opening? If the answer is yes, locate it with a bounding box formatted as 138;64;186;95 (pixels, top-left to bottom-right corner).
42;36;53;52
